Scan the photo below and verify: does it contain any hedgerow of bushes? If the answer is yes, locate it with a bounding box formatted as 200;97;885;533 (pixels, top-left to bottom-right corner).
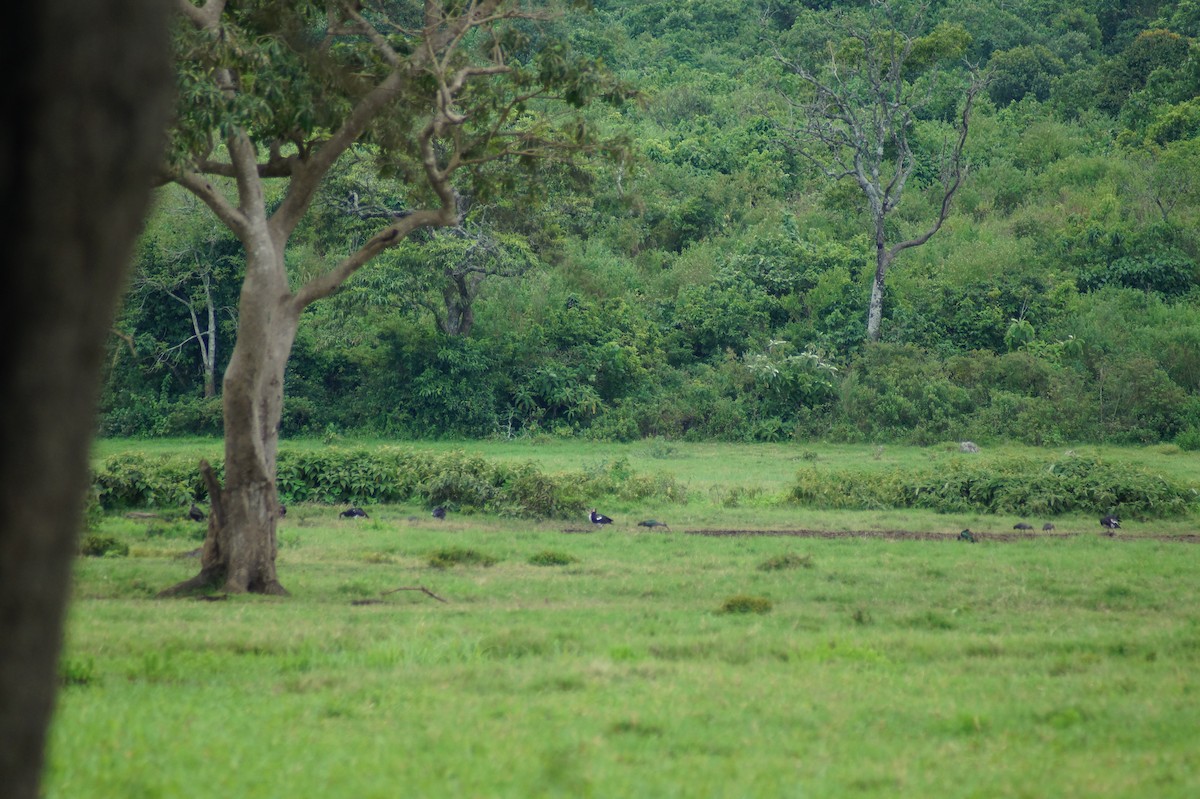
93;448;683;519
790;454;1199;518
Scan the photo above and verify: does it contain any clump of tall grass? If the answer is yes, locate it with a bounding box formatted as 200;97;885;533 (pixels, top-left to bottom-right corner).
758;552;813;571
79;534;129;557
719;595;773;614
527;550;578;566
428;547;498;569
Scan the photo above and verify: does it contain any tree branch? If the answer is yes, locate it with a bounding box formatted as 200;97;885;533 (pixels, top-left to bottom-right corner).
169;170;249;238
380;585;449;603
887;75;981;260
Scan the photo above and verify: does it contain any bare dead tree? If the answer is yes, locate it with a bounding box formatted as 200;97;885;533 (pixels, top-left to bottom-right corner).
776;0;986;341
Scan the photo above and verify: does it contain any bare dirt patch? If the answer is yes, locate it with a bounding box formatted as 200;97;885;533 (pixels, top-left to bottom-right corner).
680;529;1200;543
561;527;1199;542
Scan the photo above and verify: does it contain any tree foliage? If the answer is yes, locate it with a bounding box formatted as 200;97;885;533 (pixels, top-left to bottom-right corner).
101;0;1200;449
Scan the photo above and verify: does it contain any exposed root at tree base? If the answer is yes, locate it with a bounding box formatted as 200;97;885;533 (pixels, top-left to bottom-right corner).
157;569;290;598
157;570;224;599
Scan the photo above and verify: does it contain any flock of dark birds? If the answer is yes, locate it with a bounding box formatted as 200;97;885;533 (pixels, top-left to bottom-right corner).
589;509;670;530
959;515;1121;542
185;502;1124;539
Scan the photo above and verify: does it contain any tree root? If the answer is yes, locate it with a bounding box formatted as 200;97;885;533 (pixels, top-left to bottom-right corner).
156;568;224;599
380;586;448;603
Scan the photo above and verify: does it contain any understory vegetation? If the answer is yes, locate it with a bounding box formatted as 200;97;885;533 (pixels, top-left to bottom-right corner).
91;439;1200;521
101;0;1200;449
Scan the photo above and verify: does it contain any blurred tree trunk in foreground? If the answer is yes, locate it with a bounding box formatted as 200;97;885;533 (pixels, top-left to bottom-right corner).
0;2;171;798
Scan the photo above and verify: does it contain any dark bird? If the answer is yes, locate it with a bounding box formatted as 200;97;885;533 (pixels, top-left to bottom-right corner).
958;529;976;543
279;504;287;518
340;507;369;519
431;506;446;519
637;519;670;531
1042;522;1055;531
1013;522;1033;530
1100;515;1121;530
589;509;614;526
187;504;205;522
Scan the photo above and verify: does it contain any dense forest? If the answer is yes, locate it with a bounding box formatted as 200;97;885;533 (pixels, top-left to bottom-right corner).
103;0;1200;448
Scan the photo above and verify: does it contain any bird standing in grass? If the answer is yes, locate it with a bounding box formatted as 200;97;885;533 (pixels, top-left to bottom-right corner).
340;507;368;519
589;509;614;527
1100;515;1121;530
431;506;446;519
187;503;205;522
1042;522;1054;531
637;520;670;531
1013;522;1033;530
958;529;976;543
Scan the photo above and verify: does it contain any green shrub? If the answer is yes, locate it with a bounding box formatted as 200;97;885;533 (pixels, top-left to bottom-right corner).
428;547;498;569
758;552;814;571
94;447;682;519
79;534;129;558
790;455;1199;518
1176;427;1200;451
528;550;578;566
719;594;773;614
94;452;207;509
82;485;105;531
838;344;974;442
59;656;96;687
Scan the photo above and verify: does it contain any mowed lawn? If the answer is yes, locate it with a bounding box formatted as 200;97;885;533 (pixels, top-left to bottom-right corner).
47;440;1200;797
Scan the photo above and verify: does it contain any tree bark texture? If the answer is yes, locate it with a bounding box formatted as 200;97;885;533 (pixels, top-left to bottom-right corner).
0;2;170;798
160;245;297;597
867;224;891;343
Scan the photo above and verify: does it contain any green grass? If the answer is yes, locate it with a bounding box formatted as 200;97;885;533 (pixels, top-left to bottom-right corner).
55;439;1200;797
54;522;1200;797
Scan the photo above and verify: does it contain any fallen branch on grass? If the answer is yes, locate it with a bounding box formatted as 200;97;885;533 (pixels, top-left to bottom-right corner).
380;585;449;603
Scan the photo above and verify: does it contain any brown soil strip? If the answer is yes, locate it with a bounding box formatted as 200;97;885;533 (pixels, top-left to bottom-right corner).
680;529;1200;543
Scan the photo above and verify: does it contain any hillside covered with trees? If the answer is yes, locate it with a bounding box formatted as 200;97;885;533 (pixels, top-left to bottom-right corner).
104;0;1200;448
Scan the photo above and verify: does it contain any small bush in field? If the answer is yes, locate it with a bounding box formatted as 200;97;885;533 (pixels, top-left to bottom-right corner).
1176;427;1200;451
79;534;129;558
758;552;813;571
790;454;1199;517
59;656;96;687
428;547;498;569
82;486;105;530
719;594;772;614
528;550;578;566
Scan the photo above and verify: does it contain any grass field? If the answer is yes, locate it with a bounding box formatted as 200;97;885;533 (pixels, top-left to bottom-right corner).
48;439;1200;797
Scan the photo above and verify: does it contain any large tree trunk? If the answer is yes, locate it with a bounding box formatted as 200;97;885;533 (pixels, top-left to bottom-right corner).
866;223;891;342
440;272;480;337
202;273;218;398
0;2;170;797
162;243;296;596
